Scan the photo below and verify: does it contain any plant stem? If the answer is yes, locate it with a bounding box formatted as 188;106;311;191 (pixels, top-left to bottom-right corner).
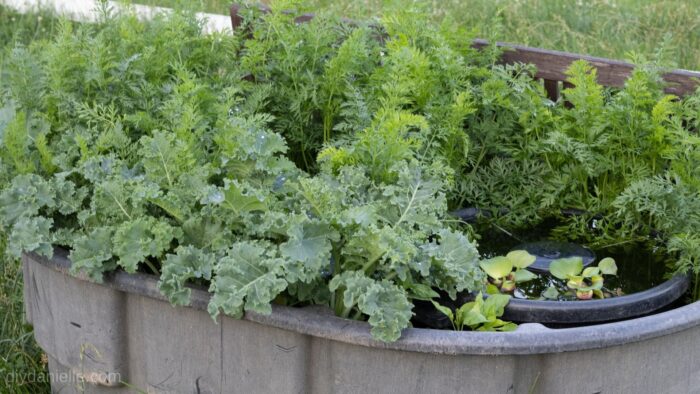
340;304;353;318
361;252;383;274
144;260;160;276
333;289;344;315
469;144;487;175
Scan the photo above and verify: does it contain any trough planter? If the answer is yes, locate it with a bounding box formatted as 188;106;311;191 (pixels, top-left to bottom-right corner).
24;250;700;393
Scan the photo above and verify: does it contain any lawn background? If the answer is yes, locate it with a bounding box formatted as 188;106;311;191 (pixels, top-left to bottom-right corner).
146;0;700;70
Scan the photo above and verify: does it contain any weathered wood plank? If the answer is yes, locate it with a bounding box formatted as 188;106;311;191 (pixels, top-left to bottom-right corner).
543;79;559;101
472;39;700;97
562;81;575;108
230;3;244;29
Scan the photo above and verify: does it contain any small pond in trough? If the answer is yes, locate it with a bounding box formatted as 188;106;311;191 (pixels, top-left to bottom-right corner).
475;224;669;301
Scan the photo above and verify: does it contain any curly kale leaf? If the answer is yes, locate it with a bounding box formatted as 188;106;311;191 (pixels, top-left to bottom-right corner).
113;217;182;273
159;246;215;306
201;179;268;216
86;174;160;224
421;229;483;299
51;176;87;216
280;219;339;283
208;241;288;319
181;216;231;250
68;227;115;282
139;131;197;189
343;225;422;281
0;174;54;227
329;271;413;342
383;162;446;230
8;216;53;258
213;114;294;178
0;175;57;258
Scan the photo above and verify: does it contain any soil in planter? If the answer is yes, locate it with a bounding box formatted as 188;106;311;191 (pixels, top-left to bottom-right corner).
475;223;670;300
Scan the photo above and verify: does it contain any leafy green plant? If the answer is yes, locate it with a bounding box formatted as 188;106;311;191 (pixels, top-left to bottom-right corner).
549;257;618;300
237;0;503;178
479;250;537;293
432;292;516;331
459;57;700;296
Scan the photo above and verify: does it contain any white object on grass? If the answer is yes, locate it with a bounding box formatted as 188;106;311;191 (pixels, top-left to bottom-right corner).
0;0;232;34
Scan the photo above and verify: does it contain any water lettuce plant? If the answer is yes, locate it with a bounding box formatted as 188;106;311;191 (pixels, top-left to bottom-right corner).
480;250;537;293
480;250;620;301
549;257;618;300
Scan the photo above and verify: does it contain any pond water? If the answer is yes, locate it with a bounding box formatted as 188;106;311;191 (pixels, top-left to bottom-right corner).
474;224;669;301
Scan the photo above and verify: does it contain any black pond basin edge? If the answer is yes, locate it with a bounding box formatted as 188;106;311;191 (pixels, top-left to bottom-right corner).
502;273;690;324
412;273;690;328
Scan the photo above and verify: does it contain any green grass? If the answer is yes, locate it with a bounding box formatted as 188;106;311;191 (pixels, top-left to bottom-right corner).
134;0;700;71
0;6;57;44
0;247;49;394
0;7;59;394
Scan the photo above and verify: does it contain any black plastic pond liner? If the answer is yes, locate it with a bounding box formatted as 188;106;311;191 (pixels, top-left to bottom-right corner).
450;207;491;223
413;274;690;327
502;273;690;324
442;206;690;325
450;206;602;224
412;292;470;329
